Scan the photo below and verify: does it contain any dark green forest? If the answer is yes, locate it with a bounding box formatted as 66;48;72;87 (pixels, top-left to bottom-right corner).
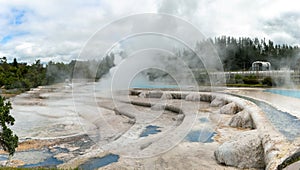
1;36;300;90
212;36;300;71
0;54;115;91
0;57;46;90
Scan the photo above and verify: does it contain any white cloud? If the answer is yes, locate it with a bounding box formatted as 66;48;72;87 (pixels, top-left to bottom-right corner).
0;0;299;63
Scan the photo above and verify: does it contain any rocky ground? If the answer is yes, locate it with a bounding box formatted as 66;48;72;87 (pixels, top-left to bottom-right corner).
1;84;299;169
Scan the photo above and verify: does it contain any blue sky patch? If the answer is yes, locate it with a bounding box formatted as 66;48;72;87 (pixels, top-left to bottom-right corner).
0;32;29;44
10;8;26;25
0;35;13;44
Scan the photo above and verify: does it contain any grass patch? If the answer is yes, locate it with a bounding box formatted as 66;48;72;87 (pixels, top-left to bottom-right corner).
226;84;270;88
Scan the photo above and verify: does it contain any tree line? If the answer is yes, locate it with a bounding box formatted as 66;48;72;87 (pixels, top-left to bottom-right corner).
211;36;300;71
1;36;300;90
0;57;46;90
0;53;115;90
144;36;300;86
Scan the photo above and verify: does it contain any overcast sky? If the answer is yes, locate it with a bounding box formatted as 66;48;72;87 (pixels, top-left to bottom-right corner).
0;0;299;63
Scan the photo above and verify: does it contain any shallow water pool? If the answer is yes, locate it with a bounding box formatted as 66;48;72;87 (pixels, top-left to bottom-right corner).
0;149;63;168
264;89;300;99
130;84;179;89
78;154;119;170
140;125;161;137
199;117;209;123
22;156;63;168
185;129;216;143
231;94;300;141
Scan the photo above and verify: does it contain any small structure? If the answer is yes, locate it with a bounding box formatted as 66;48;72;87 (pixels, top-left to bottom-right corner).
251;61;271;71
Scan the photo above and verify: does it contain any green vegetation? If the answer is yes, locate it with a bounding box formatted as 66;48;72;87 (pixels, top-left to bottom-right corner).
0;96;18;163
0;57;45;90
226;74;278;87
0;54;115;92
262;77;274;86
212;36;300;71
160;36;300;86
226;84;269;88
242;75;260;85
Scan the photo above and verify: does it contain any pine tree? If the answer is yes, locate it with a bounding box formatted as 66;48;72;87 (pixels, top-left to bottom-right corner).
0;96;18;165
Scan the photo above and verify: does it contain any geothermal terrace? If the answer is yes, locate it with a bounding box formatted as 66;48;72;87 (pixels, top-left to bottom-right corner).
2;82;300;169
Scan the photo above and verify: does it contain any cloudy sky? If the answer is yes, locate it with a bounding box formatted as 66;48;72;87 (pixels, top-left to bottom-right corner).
0;0;299;63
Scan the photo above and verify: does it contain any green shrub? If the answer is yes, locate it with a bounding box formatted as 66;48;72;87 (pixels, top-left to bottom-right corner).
242;76;259;84
262;77;274;86
234;74;244;84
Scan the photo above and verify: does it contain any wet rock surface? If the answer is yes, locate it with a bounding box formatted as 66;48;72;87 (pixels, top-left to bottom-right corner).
277;149;300;170
50;135;94;162
0;134;94;168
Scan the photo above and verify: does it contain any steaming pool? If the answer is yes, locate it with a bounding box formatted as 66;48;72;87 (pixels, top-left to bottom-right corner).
264;89;300;99
130;84;179;89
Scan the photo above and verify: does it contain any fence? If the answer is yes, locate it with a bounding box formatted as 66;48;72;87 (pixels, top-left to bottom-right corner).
209;70;300;85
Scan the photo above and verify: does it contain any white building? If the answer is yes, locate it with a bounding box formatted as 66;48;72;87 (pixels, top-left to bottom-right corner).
251;61;271;71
